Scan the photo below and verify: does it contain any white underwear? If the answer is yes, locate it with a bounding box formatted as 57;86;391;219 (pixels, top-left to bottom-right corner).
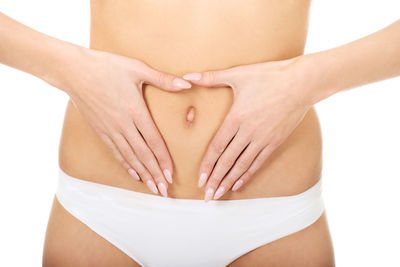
56;168;325;267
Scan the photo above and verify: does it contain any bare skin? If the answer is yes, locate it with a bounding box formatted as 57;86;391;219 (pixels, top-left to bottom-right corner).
0;0;331;265
60;0;322;199
2;0;400;265
48;0;332;264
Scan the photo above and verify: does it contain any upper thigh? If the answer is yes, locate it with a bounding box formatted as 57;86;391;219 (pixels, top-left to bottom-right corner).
227;211;335;267
42;196;141;267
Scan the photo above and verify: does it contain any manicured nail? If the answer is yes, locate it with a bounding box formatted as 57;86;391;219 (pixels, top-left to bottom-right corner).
204;188;214;202
163;169;173;184
173;78;192;89
183;73;202;81
128;168;140;180
214;186;226;200
232;179;243;191
146;180;159;194
158;183;168;197
198;173;208;188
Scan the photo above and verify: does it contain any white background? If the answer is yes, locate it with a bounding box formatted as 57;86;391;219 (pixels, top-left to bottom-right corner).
1;1;399;266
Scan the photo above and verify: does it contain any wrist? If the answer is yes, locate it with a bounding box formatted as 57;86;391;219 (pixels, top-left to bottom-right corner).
39;39;88;94
290;51;340;107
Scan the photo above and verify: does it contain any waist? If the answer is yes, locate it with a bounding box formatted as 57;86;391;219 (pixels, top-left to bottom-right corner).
59;90;322;200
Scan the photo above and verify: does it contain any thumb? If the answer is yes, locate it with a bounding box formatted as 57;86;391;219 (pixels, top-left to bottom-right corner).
139;65;192;92
182;68;236;88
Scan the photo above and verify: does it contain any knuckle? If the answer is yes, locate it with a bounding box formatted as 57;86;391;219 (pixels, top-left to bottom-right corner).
98;132;112;146
148;169;163;182
207;177;219;188
156;71;169;88
120;146;132;158
260;146;273;161
121;162;131;170
229;114;242;126
242;123;257;137
126;158;137;168
128;58;144;69
134;166;145;177
136;169;150;182
212;143;225;154
202;160;214;170
155;153;168;168
146;136;161;150
145;161;158;173
114;119;127;132
236;159;250;170
124;154;138;167
105;143;122;160
246;171;254;181
124;132;138;148
152;175;164;184
133;162;144;173
142;150;159;167
238;136;252;148
219;157;234;168
102;138;114;151
226;179;240;191
137;151;152;164
131;104;144;118
218;179;231;189
114;153;125;164
273;136;284;147
205;71;216;83
126;156;137;167
241;171;252;182
126;105;138;117
221;172;237;183
236;109;248;122
246;163;257;175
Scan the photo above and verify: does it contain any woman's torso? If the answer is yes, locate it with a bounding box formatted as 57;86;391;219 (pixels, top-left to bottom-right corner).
59;0;322;199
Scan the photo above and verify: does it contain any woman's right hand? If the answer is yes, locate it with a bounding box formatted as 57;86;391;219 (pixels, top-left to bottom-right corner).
51;47;192;197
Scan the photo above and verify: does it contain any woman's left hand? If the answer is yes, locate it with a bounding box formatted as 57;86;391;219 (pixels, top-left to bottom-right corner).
182;56;313;201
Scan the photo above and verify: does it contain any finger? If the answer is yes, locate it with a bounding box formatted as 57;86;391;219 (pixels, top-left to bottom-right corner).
197;114;240;189
121;121;169;197
112;132;160;195
182;67;238;88
98;132;140;180
213;141;262;199
138;62;192;91
232;144;276;191
203;127;252;202
132;107;174;185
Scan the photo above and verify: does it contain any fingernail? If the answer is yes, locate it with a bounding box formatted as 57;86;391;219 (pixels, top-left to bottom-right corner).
214;186;226;200
204;188;214;202
183;73;202;81
163;169;173;184
128;168;140;180
158;183;168;197
198;173;208;188
146;180;159;194
173;78;192;89
232;179;243;191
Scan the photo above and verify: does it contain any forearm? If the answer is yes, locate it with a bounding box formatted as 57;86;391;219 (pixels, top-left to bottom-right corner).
0;12;84;92
298;19;400;106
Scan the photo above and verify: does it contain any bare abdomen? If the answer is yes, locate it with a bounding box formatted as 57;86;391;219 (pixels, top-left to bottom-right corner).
58;0;321;199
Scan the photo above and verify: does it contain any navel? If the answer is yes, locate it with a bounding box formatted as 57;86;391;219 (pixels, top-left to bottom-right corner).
186;105;196;123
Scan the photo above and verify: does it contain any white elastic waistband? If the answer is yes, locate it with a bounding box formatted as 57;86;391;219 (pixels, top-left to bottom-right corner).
57;168;323;212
